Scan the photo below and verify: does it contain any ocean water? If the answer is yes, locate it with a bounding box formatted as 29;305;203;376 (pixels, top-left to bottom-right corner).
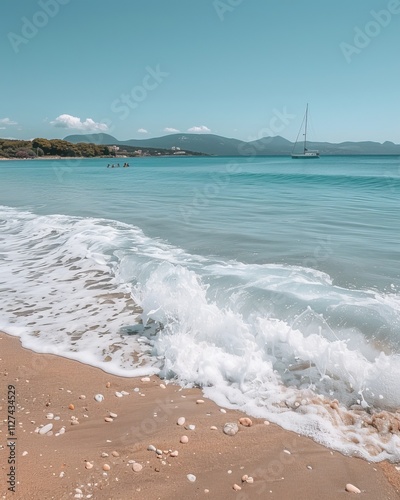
1;155;400;461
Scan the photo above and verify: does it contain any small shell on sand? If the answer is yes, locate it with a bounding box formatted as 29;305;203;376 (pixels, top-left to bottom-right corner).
210;426;218;431
196;399;205;404
238;417;252;427
223;423;239;436
85;462;93;470
133;463;143;472
102;464;111;471
187;474;196;482
345;484;361;494
177;417;186;426
180;435;189;444
186;424;196;431
115;391;123;398
233;484;242;491
94;394;104;402
39;423;53;435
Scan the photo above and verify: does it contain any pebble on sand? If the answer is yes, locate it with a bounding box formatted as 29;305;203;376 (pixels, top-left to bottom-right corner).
94;394;104;402
238;417;253;427
196;399;205;404
68;404;75;410
233;484;242;491
210;426;218;431
102;464;111;471
105;382;111;388
141;377;151;382
223;423;239;436
187;474;196;482
170;450;179;457
104;417;113;422
133;463;143;472
85;462;93;470
345;484;361;494
177;417;186;426
147;445;156;452
180;435;189;444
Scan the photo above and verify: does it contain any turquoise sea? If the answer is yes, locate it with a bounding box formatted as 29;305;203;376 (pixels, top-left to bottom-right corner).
1;155;400;460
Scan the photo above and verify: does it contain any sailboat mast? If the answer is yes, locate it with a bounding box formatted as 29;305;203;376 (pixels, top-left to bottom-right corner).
304;103;308;153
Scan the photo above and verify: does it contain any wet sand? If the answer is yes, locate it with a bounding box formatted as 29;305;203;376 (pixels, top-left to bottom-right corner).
0;332;399;499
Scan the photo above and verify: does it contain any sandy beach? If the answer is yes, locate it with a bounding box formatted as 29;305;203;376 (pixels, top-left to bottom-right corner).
0;332;399;500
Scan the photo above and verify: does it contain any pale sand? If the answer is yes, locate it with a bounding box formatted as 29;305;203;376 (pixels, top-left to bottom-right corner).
0;332;399;500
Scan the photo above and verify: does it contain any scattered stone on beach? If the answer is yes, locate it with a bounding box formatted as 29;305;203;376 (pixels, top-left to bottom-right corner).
220;408;227;413
101;452;109;458
147;445;156;452
132;463;143;472
121;390;129;396
115;391;123;398
187;474;196;482
241;475;249;482
160;383;166;389
102;464;111;471
39;423;53;435
233;484;242;491
22;451;28;456
111;451;119;457
94;394;104;402
345;483;361;494
307;465;313;470
238;417;253;427
170;450;179;457
180;435;189;444
177;417;186;426
79;395;86;400
104;417;113;423
196;399;205;404
141;377;151;382
105;382;111;388
246;477;254;484
223;423;239;436
264;420;270;425
109;412;118;418
210;426;218;431
156;449;163;455
68;403;75;410
186;424;196;430
85;462;93;470
46;413;54;419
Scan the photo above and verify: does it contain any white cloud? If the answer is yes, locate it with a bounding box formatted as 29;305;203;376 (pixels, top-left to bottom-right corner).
187;125;211;133
0;118;18;126
164;127;180;133
50;114;109;132
138;128;148;134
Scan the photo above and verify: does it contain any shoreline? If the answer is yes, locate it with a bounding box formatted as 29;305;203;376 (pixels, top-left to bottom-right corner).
0;331;399;499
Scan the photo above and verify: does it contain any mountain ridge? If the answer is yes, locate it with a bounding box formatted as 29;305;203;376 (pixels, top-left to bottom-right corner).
64;133;400;156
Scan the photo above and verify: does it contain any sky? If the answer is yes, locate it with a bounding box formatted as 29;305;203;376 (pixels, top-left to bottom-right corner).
1;0;399;144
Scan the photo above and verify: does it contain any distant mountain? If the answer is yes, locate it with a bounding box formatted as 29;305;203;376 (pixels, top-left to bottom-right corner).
64;133;400;156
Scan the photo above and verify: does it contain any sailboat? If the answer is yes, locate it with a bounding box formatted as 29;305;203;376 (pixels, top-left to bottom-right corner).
291;104;319;159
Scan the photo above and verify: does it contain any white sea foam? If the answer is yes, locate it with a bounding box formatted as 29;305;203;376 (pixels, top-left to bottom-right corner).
1;205;400;461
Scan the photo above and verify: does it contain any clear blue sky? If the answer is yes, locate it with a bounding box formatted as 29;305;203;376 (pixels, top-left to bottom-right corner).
1;0;399;143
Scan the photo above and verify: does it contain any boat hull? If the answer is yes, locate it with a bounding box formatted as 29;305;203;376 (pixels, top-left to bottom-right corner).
291;153;320;159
